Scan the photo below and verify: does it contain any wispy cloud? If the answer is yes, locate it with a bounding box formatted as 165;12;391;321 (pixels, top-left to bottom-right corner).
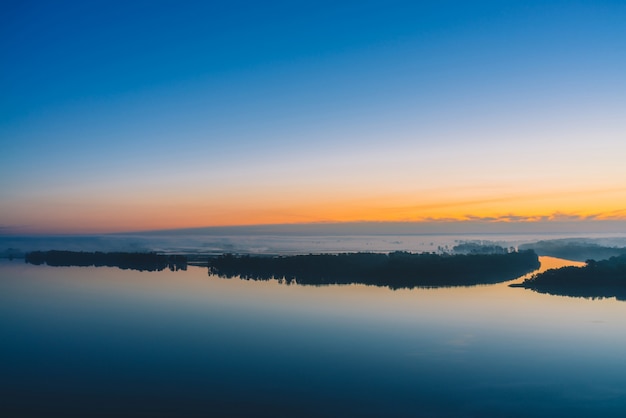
412;212;626;223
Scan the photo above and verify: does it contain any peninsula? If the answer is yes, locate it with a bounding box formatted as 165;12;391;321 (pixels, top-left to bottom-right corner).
513;254;626;300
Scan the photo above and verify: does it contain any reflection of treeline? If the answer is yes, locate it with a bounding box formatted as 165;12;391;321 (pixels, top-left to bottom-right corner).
25;251;187;272
208;250;540;289
514;254;626;300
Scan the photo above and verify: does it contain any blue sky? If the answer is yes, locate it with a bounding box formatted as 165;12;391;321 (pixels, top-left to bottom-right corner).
2;1;626;233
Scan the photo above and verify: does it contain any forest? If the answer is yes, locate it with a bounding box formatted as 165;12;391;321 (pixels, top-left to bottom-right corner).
208;250;540;289
25;251;188;272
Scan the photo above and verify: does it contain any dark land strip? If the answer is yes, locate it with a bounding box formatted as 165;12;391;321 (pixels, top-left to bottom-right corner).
207;250;540;289
512;254;626;300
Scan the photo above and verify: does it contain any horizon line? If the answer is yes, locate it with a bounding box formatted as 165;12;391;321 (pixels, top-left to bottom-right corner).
4;218;626;237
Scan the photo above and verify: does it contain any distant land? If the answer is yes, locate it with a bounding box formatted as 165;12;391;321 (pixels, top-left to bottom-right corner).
3;220;626;259
513;255;626;301
519;239;626;261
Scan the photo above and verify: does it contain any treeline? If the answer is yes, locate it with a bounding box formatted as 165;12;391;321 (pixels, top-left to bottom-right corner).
452;242;511;255
25;251;187;272
208;250;540;289
513;254;626;300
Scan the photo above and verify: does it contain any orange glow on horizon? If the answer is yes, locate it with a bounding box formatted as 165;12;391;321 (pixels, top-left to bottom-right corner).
4;182;626;234
8;203;626;235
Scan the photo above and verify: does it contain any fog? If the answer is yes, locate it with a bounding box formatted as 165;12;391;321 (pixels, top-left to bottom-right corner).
3;222;626;259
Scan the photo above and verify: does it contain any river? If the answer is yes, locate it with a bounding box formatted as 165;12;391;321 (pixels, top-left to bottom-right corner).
1;256;625;417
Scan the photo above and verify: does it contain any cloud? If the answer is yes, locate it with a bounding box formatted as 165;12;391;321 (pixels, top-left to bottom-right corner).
420;212;626;224
0;225;33;235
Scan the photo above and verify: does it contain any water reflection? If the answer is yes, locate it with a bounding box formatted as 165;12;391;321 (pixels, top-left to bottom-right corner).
1;259;626;417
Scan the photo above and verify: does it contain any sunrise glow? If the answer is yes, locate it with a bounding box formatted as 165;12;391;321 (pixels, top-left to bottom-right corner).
2;1;626;234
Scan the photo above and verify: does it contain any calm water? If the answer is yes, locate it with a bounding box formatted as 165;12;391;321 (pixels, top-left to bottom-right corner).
2;257;626;417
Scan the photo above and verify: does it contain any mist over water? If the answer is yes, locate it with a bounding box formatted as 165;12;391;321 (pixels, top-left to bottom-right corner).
3;231;626;257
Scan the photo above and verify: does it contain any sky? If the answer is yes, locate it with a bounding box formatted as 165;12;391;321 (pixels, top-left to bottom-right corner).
1;0;626;234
